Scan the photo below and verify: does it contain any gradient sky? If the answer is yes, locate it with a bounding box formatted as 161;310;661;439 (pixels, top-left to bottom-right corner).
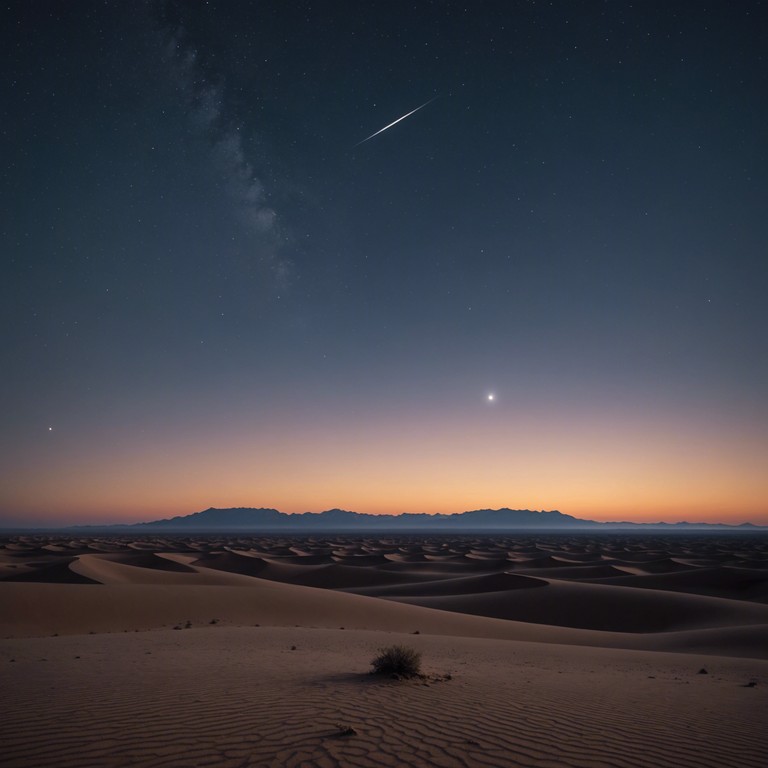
2;1;767;526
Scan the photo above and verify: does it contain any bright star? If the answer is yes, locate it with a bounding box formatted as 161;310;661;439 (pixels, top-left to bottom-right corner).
487;393;495;402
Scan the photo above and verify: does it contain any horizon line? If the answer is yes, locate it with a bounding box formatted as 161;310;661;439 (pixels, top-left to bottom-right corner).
2;505;764;530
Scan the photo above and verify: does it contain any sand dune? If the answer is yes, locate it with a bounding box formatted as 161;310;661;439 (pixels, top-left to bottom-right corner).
513;563;629;579
387;578;768;632
582;565;768;602
3;533;767;641
0;579;618;647
2;557;99;584
69;553;264;586
343;570;549;596
2;532;768;767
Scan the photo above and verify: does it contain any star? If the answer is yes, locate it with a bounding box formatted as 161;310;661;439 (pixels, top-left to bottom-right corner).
487;393;495;402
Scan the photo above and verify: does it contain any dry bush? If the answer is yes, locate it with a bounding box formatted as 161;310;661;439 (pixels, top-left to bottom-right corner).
370;644;422;678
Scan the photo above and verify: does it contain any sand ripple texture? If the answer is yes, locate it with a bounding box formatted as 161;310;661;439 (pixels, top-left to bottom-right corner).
2;627;766;768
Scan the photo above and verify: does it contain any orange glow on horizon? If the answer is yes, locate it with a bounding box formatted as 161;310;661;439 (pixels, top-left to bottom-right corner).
2;398;767;527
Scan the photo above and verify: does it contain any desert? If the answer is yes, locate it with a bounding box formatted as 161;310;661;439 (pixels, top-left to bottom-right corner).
6;1;768;766
2;532;767;767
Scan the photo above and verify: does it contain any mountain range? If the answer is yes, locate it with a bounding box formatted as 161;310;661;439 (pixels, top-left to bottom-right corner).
71;507;764;532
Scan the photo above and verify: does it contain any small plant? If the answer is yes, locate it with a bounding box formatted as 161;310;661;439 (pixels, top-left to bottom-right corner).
370;644;422;678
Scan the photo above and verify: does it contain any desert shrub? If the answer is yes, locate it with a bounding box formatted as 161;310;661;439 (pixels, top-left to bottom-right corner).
370;644;422;678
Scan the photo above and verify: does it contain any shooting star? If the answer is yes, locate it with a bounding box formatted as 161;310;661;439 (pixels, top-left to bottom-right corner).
355;97;438;146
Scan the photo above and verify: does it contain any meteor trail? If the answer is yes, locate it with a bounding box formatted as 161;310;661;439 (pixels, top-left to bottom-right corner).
355;97;437;146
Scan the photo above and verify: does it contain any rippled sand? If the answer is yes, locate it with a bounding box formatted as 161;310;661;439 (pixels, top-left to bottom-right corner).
1;533;767;767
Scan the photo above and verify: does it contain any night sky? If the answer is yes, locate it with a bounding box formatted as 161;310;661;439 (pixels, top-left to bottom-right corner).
2;1;767;526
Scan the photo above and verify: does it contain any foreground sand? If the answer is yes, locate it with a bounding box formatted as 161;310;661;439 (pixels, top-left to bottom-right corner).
1;533;767;766
1;627;766;768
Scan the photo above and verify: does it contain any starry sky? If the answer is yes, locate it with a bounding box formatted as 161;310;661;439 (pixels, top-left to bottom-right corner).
2;1;767;527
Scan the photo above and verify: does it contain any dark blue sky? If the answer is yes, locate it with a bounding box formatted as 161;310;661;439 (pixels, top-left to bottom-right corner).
2;1;767;524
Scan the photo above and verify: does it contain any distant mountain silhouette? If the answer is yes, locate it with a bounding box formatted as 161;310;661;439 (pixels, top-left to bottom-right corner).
79;507;763;532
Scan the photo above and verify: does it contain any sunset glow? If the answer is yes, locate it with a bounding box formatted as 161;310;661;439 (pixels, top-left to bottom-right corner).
2;3;766;529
